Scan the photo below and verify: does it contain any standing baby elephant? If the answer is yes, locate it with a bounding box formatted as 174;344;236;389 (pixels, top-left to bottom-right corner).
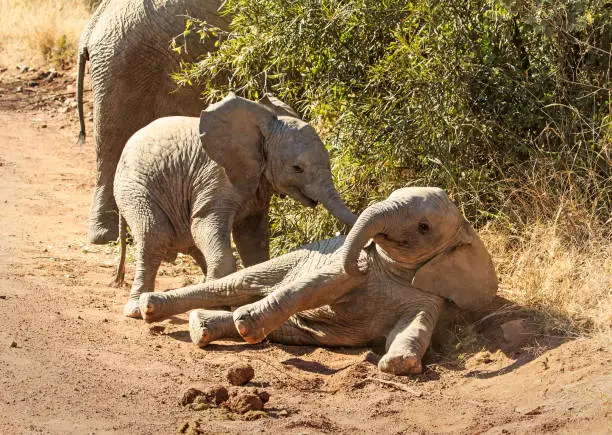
139;187;498;375
114;93;357;318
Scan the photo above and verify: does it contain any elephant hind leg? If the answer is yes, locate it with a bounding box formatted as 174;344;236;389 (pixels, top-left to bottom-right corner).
123;247;164;318
188;309;318;347
189;309;240;347
120;206;174;319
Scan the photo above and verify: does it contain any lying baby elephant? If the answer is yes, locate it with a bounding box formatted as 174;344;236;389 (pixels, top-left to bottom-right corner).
113;93;357;318
139;187;498;375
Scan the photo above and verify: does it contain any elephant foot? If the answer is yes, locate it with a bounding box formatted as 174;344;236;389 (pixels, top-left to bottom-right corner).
189;310;238;347
378;352;423;375
138;292;174;323
232;306;268;344
123;298;142;319
88;222;119;245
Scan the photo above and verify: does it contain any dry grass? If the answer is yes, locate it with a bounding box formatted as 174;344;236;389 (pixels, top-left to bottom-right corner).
0;0;89;68
482;221;611;336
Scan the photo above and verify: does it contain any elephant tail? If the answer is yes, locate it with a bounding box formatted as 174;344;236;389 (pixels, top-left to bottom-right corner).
76;48;88;145
110;214;127;288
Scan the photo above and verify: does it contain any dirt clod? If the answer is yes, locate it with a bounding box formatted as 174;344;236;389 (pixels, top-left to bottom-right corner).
226;362;255;385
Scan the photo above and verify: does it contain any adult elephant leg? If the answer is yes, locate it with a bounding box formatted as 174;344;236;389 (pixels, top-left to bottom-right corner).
88;106;127;244
378;296;444;375
233;209;270;267
139;250;302;323
191;213;236;280
232;264;363;344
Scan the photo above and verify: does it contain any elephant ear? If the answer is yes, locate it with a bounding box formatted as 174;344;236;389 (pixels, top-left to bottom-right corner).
412;221;498;311
258;93;300;118
199;93;277;194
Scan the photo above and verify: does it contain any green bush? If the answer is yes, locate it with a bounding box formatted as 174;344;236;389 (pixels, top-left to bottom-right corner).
175;0;611;255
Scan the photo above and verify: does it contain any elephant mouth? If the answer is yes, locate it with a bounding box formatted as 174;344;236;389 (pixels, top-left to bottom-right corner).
373;234;433;266
285;187;318;208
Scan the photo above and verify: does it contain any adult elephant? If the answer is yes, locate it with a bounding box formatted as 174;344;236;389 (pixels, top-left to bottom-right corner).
139;187;498;375
77;0;230;244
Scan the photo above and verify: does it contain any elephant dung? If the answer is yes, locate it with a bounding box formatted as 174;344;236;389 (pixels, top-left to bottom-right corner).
224;388;269;414
180;388;204;406
226;362;255;386
180;385;229;407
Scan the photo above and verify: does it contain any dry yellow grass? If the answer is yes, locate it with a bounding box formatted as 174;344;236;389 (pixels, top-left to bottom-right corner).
0;0;89;67
483;222;611;335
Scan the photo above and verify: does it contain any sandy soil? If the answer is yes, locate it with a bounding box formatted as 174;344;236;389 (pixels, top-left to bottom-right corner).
0;65;610;434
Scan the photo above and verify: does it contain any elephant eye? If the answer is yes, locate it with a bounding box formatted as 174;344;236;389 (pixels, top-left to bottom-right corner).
418;222;430;234
292;165;304;173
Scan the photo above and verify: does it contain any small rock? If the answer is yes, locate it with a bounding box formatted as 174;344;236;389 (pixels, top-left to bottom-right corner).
279;409;289;416
10;341;17;348
501;319;535;347
226;362;255;386
40;124;47;129
16;86;23;93
0;295;7;300
180;388;203;406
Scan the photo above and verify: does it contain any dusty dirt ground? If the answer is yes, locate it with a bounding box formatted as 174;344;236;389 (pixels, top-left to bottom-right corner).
0;64;610;434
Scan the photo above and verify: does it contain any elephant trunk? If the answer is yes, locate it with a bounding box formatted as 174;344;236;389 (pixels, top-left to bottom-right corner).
341;200;400;276
310;176;357;227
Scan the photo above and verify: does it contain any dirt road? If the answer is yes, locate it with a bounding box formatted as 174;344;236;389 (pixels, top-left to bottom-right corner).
0;67;610;434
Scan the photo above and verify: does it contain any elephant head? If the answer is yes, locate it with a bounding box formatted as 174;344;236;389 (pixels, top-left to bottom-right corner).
199;93;357;226
341;187;497;310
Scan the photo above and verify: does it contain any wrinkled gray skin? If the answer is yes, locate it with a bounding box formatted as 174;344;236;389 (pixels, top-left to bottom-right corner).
77;0;230;245
114;93;357;318
139;187;498;376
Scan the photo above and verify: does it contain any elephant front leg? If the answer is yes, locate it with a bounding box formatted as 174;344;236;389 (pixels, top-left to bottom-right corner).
378;297;444;375
232;264;362;343
233;209;270;267
191;214;235;280
139;252;300;323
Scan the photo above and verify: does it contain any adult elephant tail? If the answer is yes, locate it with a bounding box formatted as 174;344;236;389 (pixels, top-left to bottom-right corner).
76;47;88;145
